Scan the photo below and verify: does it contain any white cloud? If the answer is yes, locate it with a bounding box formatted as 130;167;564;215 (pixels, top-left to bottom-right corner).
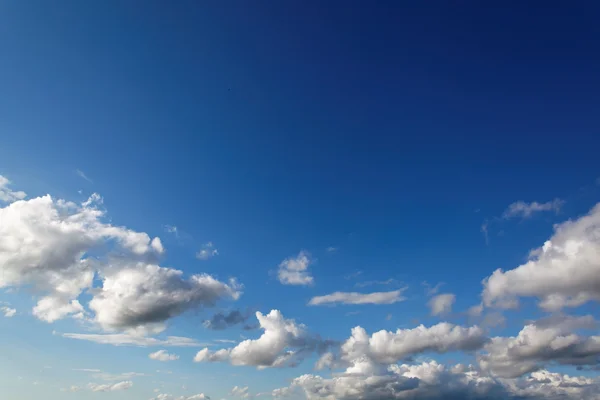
308;289;406;306
62;332;206;347
194;310;330;369
483;203;600;310
502;198;564;219
149;350;180;361
340;323;486;365
277;251;314;286
0;190;163;323
89;263;241;332
231;386;249;398
325;247;338;253
479;315;600;378
0;175;27;203
196;242;218;260
1;306;16;317
150;393;210;400
88;381;133;392
427;293;456;316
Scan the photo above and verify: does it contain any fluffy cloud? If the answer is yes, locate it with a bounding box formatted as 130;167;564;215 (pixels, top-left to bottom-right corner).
308;289;406;306
483;203;600;310
196;242;218;260
149;350;179;361
1;306;16;317
502;199;564;219
277;251;314;286
0;190;163;322
340;323;486;365
62;332;206;347
89;263;241;332
203;309;250;330
479;315;600;378
88;381;133;392
194;310;330;368
0;175;26;203
427;293;455;316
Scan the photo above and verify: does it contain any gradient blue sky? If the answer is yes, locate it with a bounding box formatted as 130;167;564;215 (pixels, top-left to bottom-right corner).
1;1;600;400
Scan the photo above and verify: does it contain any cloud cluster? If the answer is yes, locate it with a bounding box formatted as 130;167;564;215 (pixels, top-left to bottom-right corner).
88;381;133;392
479;315;600;378
502;199;564;219
1;305;16;317
277;251;314;286
194;310;330;368
0;176;242;338
483;203;600;310
196;242;218;260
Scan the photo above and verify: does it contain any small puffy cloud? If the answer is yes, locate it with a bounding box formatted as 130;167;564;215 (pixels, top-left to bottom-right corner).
308;289;406;306
194;310;330;369
0;175;27;203
62;332;205;347
203;309;250;330
1;306;16;317
89;263;241;332
196;242;218;260
502;198;564;219
88;381;133;392
277;251;314;286
427;293;456;316
149;350;180;361
231;386;249;398
325;247;338;253
483;203;600;310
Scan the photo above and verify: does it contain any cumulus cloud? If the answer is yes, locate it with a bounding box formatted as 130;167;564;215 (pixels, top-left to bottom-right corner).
277;251;314;286
149;350;180;361
196;242;218;260
483;203;600;310
89;263;241;332
479;315;600;378
1;306;16;317
88;381;133;392
340;323;486;365
194;310;331;369
203;309;250;330
308;289;406;306
427;293;456;316
502;199;564;219
0;175;26;203
62;332;206;347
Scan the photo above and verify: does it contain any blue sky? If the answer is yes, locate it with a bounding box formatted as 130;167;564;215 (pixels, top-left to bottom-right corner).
1;1;600;400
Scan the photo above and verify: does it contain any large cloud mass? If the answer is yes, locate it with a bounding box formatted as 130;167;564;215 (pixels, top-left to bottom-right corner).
483;203;600;310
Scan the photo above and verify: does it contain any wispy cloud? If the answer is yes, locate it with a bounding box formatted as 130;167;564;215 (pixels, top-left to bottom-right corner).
75;169;93;183
344;270;363;280
502;199;564;219
326;246;338;253
355;278;399;288
308;289;407;306
62;333;208;347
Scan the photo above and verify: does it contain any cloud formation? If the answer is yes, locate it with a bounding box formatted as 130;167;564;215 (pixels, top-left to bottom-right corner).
427;293;456;316
196;242;218;260
277;251;314;286
483;203;600;310
203;309;251;330
194;310;330;369
502;199;564;219
149;350;180;361
308;289;406;306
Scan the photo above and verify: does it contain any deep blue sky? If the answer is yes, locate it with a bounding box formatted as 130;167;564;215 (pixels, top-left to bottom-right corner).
1;2;599;399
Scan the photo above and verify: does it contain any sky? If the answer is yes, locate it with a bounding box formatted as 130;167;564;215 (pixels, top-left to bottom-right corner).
1;1;600;399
